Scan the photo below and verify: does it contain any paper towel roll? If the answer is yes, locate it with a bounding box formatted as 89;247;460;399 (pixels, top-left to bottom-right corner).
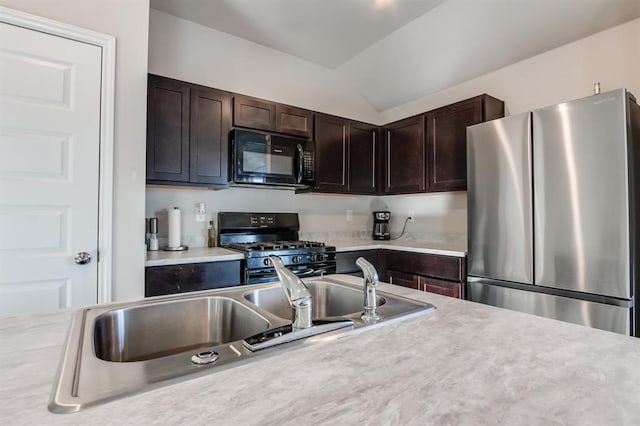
168;207;181;248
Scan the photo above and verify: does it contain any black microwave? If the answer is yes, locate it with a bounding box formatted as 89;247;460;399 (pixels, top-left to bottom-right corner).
231;129;314;188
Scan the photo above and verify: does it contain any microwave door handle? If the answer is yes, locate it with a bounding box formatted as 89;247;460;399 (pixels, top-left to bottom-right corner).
296;144;304;183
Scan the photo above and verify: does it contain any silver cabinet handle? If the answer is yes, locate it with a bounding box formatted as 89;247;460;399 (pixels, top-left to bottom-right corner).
74;252;92;265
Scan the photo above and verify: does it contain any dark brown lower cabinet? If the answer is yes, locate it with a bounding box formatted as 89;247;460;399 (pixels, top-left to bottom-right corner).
386;269;421;290
422;276;462;299
145;261;242;297
385;251;466;299
336;250;383;275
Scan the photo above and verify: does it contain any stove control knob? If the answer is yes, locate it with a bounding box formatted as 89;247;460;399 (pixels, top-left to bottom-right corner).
292;255;300;263
263;258;271;266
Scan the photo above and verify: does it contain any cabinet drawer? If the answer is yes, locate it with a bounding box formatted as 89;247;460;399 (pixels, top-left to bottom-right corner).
384;251;463;282
421;277;462;299
145;261;242;297
336;250;382;274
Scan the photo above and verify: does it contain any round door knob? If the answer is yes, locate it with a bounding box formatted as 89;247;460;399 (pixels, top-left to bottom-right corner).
74;252;92;265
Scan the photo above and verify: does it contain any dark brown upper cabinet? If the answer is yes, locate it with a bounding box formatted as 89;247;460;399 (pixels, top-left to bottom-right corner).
233;94;314;138
314;114;348;192
348;122;378;194
426;94;504;191
189;86;232;185
314;115;378;194
233;95;276;132
146;74;231;187
146;75;190;183
146;74;504;195
276;104;314;138
383;115;426;194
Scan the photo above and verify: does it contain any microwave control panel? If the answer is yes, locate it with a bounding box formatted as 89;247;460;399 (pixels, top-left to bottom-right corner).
303;151;314;181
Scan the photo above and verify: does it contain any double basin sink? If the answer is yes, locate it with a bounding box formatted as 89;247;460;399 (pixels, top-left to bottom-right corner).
50;275;435;413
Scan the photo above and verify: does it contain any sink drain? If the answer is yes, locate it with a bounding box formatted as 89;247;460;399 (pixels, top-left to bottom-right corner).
191;350;219;365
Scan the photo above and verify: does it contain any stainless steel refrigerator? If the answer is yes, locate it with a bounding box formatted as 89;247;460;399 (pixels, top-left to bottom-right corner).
466;88;640;336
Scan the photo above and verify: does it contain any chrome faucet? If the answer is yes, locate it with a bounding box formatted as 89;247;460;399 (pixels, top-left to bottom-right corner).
269;256;313;330
356;257;380;321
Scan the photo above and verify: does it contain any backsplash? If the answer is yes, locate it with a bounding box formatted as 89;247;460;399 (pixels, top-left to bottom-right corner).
145;187;467;247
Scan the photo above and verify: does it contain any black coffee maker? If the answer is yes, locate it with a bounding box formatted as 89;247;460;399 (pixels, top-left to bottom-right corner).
372;211;391;240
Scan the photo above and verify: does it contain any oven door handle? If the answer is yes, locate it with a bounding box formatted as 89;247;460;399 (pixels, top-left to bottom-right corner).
295;268;317;278
296;264;335;278
296;143;304;184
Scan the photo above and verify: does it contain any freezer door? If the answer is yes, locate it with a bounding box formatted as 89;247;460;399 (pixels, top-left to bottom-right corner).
533;89;630;299
467;112;533;284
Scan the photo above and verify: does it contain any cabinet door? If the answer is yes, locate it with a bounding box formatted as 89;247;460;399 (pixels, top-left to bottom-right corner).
233;95;276;131
387;269;421;290
421;276;463;299
146;75;190;182
426;97;482;191
384;115;426;193
189;87;231;185
315;114;348;191
276;104;314;138
348;122;377;194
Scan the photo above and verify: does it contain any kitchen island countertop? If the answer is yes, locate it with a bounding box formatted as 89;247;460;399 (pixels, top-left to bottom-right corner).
2;275;640;424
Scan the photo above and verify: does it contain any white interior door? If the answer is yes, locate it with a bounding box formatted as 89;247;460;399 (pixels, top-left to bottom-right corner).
0;21;102;315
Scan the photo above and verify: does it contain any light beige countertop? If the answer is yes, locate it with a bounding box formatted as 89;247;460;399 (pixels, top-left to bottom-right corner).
145;240;466;267
2;275;640;424
145;247;244;267
328;239;467;257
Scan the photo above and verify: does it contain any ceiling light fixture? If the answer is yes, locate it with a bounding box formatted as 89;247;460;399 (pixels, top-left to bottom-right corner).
375;0;394;9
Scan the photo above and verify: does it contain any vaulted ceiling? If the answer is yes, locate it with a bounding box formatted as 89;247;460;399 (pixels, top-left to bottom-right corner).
151;0;640;111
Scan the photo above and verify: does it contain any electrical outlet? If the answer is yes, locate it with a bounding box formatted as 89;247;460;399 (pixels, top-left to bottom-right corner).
408;211;415;223
346;210;353;221
195;202;206;222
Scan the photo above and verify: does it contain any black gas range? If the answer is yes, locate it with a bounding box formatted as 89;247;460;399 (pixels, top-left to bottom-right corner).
218;212;336;284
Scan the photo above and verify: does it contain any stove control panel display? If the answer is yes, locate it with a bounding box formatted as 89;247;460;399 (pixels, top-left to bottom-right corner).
250;216;275;226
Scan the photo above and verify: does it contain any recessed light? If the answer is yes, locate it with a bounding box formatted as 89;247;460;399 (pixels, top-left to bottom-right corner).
375;0;394;9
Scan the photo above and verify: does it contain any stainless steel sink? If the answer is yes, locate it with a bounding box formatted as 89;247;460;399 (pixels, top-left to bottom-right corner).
94;297;270;362
243;280;386;320
49;275;435;413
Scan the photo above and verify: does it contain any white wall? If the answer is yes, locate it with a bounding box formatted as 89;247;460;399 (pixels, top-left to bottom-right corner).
148;9;380;124
0;0;150;301
381;17;640;122
379;192;468;244
146;187;381;246
146;8;389;244
377;17;640;243
146;14;640;249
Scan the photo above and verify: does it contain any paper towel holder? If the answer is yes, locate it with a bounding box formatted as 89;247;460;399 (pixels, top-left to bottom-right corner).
163;206;189;251
163;245;188;251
